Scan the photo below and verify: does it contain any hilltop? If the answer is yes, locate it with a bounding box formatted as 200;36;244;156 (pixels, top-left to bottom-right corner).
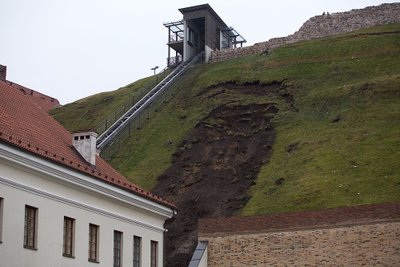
51;23;400;266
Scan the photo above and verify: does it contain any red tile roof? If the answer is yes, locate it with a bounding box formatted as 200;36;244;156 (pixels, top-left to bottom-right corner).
199;203;400;236
0;80;175;210
4;80;60;112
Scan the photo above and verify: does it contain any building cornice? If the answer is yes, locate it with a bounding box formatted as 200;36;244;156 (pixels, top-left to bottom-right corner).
0;143;175;220
0;175;166;233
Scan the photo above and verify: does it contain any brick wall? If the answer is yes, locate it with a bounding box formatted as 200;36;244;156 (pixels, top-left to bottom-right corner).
200;221;400;266
211;3;400;62
0;65;6;80
198;203;400;266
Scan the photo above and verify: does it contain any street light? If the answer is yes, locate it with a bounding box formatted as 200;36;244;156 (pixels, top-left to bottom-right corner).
151;66;159;75
151;66;159;84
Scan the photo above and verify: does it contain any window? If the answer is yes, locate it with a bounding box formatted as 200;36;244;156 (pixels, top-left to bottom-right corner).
187;27;197;47
24;205;38;249
113;231;123;267
150;241;158;267
63;217;75;257
0;198;3;243
88;224;99;262
133;236;141;267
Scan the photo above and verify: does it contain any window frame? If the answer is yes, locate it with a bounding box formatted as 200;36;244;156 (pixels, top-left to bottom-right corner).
187;27;198;47
88;223;99;263
63;216;75;258
24;205;38;250
150;240;158;267
133;235;141;267
113;230;123;267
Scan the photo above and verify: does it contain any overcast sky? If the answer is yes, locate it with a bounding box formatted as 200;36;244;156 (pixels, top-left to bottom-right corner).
0;0;397;104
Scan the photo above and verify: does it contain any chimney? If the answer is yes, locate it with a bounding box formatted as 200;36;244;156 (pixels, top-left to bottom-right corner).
0;65;6;80
72;131;98;166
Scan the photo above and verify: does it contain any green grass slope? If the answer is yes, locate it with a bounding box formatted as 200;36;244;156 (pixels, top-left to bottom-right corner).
50;74;162;133
52;24;400;215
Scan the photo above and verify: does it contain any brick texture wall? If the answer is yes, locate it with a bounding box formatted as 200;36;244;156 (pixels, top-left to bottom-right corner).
0;65;6;80
200;221;400;266
211;3;400;62
198;203;400;266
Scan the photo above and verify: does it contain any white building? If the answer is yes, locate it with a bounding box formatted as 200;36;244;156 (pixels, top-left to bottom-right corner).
0;79;176;267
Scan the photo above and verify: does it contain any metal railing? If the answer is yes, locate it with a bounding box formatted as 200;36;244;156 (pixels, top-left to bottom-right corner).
97;52;204;153
94;69;169;136
167;55;183;67
169;33;184;43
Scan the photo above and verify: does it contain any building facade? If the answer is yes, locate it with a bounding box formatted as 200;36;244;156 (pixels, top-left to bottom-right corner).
0;80;176;267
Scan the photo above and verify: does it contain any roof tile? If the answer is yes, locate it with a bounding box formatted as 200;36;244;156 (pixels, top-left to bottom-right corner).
0;80;175;209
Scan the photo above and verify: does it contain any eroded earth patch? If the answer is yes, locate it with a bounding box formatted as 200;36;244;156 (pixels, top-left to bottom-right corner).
153;101;278;266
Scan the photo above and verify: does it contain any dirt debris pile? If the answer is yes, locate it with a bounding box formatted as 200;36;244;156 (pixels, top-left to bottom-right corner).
154;99;279;266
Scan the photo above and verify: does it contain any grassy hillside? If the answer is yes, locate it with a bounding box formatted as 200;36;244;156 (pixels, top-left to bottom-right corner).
50;73;164;133
51;24;400;216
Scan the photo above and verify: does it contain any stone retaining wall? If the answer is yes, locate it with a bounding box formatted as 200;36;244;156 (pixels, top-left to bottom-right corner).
211;3;400;62
200;220;400;266
198;203;400;266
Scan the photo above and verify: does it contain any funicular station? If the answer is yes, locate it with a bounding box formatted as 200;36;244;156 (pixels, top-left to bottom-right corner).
95;4;246;151
164;4;246;67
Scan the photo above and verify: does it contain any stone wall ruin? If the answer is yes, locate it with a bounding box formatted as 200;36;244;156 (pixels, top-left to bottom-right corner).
211;3;400;62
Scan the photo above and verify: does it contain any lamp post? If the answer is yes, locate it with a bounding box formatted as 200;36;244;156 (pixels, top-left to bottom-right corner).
151;66;159;84
151;66;159;75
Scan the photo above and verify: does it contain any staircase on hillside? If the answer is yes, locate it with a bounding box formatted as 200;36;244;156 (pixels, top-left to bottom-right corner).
96;52;204;151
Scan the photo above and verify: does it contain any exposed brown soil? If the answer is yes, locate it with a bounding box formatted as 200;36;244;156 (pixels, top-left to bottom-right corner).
198;80;297;112
198;203;400;236
153;81;280;266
